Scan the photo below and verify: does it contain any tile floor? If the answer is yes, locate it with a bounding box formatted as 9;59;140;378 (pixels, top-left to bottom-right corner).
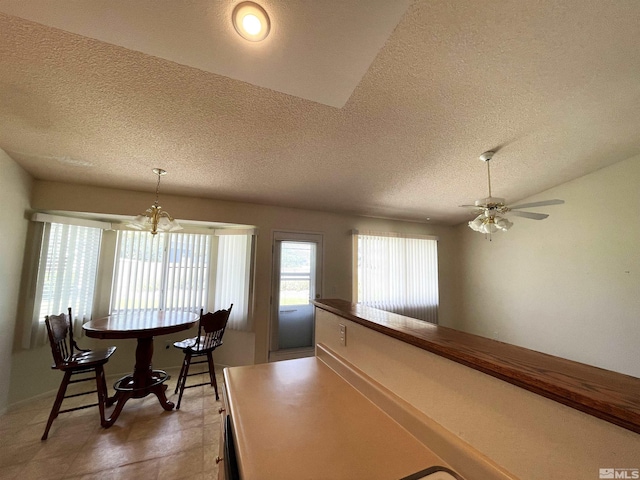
0;366;223;480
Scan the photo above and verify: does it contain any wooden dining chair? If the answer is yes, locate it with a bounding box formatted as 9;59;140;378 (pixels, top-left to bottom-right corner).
173;304;233;409
42;307;116;440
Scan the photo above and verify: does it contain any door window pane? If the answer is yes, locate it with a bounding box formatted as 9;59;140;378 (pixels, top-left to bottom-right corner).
279;242;313;306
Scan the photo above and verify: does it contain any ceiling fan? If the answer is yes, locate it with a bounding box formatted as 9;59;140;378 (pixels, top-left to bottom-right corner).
460;151;564;236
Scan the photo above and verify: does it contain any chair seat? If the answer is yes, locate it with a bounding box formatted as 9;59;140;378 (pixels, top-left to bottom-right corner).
173;336;199;350
56;346;116;370
173;336;220;353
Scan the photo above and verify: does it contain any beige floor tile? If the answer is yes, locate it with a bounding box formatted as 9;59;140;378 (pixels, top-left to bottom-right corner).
0;462;26;480
15;455;73;480
149;425;204;458
203;418;220;446
203;447;220;479
34;433;88;461
125;419;172;442
172;409;206;430
0;408;46;432
203;408;221;425
101;457;161;479
157;446;205;478
45;416;100;441
0;440;43;467
203;470;218;480
68;444;138;476
62;457;160;480
176;391;205;407
203;395;221;409
86;424;132;448
1;368;222;480
6;421;47;445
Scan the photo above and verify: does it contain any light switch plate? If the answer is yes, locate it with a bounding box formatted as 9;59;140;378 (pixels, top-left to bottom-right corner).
339;323;346;346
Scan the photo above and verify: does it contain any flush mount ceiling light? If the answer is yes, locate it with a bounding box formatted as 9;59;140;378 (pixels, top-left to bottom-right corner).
232;2;270;42
459;151;564;239
129;168;182;235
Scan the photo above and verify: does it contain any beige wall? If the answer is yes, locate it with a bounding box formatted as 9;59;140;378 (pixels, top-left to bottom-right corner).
0;151;33;412
7;179;457;405
316;309;640;480
13;154;637;407
456;154;640;377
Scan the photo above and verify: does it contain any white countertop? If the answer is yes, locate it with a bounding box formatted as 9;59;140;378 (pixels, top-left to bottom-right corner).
223;356;455;480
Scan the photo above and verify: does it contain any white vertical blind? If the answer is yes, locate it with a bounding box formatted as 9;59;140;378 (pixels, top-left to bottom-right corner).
36;223;102;331
111;231;211;314
355;232;439;323
165;232;210;311
215;234;252;330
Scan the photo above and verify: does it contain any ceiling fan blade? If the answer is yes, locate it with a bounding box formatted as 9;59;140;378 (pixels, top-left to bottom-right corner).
507;199;564;209
509;210;549;220
459;204;482;208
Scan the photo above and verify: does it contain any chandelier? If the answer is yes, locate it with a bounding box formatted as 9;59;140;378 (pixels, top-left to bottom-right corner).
129;168;182;235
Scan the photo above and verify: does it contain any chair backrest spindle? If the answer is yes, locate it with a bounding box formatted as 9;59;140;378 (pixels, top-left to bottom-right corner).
45;310;72;367
195;304;233;351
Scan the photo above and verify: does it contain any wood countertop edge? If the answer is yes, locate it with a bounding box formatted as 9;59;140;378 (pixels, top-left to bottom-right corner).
313;299;640;435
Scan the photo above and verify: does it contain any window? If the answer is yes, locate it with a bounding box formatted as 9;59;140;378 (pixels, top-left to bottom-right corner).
353;231;439;323
111;231;212;314
215;234;253;330
35;222;102;325
111;230;253;330
25;214;255;348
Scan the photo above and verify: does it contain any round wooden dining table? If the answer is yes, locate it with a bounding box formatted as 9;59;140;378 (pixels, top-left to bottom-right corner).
83;310;198;427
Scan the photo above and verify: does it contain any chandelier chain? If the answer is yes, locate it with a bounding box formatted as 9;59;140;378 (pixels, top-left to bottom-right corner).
155;172;161;206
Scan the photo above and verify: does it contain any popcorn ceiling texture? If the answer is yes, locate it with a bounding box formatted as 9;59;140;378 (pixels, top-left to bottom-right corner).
1;0;640;225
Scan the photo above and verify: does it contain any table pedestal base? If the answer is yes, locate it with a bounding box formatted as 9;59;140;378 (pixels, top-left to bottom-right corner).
103;336;174;427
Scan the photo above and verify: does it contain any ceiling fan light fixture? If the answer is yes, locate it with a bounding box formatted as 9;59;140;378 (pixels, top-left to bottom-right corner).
468;214;512;235
495;216;513;231
233;2;271;42
469;215;485;232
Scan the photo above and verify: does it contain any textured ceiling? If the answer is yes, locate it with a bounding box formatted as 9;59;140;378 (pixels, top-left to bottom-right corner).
1;0;639;225
0;0;411;107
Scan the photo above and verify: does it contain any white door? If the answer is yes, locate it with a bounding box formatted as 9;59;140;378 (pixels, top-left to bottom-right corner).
269;232;322;361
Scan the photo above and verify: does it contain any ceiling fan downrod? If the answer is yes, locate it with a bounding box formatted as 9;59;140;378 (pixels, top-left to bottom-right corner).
479;151;494;199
